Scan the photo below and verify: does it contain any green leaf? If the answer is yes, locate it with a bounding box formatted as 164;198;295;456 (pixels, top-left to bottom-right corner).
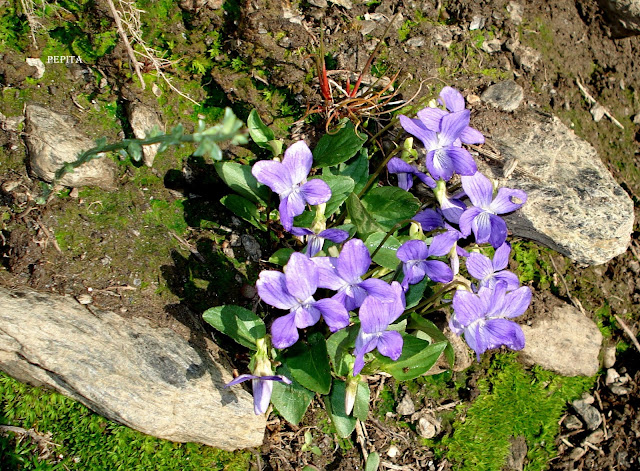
364;232;402;270
268;248;294;266
353;380;370;421
202;305;266;350
346;193;384;240
365;452;380;471
326;328;356;376
311;175;355;216
214;161;270;205
220;194;266;230
127;141;143;162
408;313;455;367
271;364;314;425
327;148;369;195
325;380;356;438
362;187;421;231
247;109;275;145
405;277;428;309
283;332;332;394
376;335;447;381
313;120;366;168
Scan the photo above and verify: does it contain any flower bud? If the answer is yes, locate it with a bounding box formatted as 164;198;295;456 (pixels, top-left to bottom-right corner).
409;222;425;240
344;374;360;416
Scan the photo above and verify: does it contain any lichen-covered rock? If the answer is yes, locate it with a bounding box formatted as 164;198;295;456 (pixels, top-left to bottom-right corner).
520;303;602;376
24;105;117;190
126;102;164;167
476;109;633;265
0;286;265;450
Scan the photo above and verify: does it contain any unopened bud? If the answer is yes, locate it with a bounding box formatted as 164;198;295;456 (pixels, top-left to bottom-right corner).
409;222;425;240
345;375;359;416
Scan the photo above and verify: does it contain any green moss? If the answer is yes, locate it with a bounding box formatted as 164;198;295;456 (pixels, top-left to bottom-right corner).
444;353;594;471
511;241;556;292
0;373;251;470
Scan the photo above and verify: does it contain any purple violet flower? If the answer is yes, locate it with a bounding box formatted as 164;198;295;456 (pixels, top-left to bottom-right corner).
226;373;292;415
353;281;406;375
399;111;478;181
396;236;454;290
459;172;527;248
313;238;396;311
256;252;349;349
466;243;520;291
290;227;349;257
387;157;436;191
252;141;331;231
417;87;485;145
449;282;531;360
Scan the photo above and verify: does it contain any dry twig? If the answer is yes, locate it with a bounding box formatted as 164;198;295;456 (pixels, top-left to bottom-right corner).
576;78;624;129
106;0;145;90
613;314;640;353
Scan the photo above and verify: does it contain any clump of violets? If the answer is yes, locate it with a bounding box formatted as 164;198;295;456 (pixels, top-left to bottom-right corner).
209;85;532;420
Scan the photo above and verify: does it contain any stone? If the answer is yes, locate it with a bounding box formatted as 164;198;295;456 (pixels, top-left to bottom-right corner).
513;45;541;72
0;286;265;450
599;0;640;37
386;444;400;458
504;436;527;471
413;412;441;439
475;109;634;265
25;58;45;79
481;39;502;53
602;345;617;368
470;16;485;30
481;80;524;111
406;36;426;48
308;0;328;7
572;396;602;430
126;102;165;167
24;105;117;190
507;2;525;25
519;303;602;376
564;415;583;430
396;394;415;416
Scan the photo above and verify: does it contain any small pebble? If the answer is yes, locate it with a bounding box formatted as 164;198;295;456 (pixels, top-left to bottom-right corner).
602;346;616;368
386;444;399;458
396;394;415;416
564;414;583;430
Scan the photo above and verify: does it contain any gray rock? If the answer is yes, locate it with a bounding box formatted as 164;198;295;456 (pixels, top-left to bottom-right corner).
564;414;583;430
26;58;45;79
572;396;602;430
412;412;441;439
599;0;640;37
476;109;634;265
396;394;415;416
602;345;617;368
504;436;527;471
470;16;485;30
406;36;426;48
481;80;524;111
513;45;541;72
126;102;164;167
0;286;265;450
507;2;524;25
481;39;503;53
520;303;602;376
24;105;117;190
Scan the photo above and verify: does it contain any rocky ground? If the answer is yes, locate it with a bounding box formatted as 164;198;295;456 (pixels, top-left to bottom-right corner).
1;0;640;470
